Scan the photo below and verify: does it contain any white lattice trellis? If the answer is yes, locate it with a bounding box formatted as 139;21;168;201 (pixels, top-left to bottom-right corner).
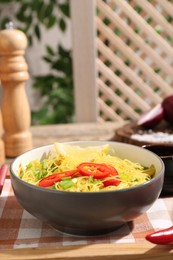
70;0;173;123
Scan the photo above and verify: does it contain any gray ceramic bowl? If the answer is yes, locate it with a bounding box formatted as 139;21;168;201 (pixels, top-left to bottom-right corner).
10;141;164;236
143;144;173;196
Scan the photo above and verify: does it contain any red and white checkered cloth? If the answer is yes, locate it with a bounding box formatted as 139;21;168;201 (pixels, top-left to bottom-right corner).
0;179;173;249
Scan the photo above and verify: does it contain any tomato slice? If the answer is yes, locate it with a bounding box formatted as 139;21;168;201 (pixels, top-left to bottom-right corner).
38;169;77;187
77;162;118;179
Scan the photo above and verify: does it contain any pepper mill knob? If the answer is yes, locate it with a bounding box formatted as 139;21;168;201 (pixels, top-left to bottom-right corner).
0;24;32;157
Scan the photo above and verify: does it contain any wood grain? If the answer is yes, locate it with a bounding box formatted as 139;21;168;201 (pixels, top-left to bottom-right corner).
0;242;173;260
0;28;32;157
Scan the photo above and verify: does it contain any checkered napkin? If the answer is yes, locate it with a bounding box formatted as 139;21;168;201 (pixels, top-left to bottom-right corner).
0;179;173;249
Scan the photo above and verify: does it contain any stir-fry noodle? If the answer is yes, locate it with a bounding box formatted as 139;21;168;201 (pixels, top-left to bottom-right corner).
18;143;155;192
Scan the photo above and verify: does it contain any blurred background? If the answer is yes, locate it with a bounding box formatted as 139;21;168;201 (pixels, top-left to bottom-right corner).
0;0;74;125
0;0;173;126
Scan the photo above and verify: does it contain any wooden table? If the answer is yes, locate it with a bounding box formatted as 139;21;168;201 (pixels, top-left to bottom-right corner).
30;121;124;146
2;121;173;260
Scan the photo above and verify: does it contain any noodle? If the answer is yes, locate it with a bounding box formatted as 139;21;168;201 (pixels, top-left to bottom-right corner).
18;143;155;192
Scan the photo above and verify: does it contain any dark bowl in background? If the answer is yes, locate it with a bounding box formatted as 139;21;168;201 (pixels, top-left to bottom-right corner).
10;141;164;236
143;144;173;196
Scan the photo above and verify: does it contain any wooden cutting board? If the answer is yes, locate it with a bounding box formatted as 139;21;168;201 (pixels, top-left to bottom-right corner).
1;242;173;259
113;120;173;146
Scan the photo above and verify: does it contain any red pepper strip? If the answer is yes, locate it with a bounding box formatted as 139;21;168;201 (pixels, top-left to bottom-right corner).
145;226;173;245
102;165;120;187
77;162;118;179
38;169;78;187
103;179;120;187
0;164;8;194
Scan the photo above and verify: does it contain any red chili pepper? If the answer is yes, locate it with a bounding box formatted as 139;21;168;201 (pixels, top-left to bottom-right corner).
77;162;118;179
145;226;173;245
103;165;120;187
0;164;8;194
38;169;77;187
103;178;120;187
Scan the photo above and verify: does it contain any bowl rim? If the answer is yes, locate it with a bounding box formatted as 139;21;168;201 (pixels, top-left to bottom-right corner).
10;141;165;195
142;144;173;159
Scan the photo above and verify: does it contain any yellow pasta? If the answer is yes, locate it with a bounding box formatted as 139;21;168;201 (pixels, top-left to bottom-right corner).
18;143;155;192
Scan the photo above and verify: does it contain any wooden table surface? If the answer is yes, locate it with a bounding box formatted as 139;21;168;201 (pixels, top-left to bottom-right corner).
30;121;125;146
2;121;173;260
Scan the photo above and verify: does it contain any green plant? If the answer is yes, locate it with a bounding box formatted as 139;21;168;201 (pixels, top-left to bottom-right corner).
32;44;74;125
0;0;74;124
0;0;69;44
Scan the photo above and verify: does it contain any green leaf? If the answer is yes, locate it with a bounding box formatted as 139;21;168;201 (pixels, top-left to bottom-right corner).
46;45;55;56
59;18;66;32
44;2;54;17
37;2;54;25
103;17;111;26
114;28;121;36
31;0;44;11
146;17;152;24
34;24;41;40
155;25;162;34
16;11;26;22
166;36;173;43
166;15;173;23
37;3;47;23
43;56;52;63
58;45;71;57
18;3;29;14
0;17;11;29
134;5;142;13
46;15;56;28
0;0;13;2
58;3;70;17
27;34;33;46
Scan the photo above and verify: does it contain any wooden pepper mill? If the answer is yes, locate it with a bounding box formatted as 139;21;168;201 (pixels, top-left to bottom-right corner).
0;23;32;157
0;107;5;163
